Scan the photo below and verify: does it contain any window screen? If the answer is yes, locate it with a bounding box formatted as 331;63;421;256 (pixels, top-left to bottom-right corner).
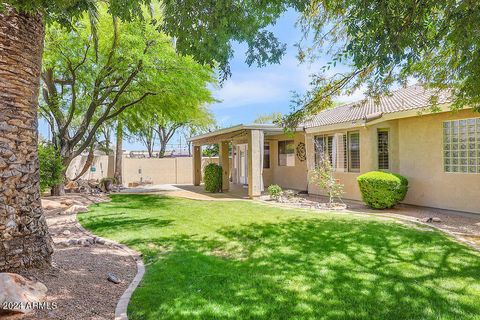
278;140;295;166
378;130;389;170
348;132;360;172
263;143;270;169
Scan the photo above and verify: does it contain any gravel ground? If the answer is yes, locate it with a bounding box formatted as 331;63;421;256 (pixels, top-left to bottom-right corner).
18;194;136;320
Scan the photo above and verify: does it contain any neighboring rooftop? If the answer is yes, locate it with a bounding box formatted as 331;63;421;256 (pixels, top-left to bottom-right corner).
304;85;452;128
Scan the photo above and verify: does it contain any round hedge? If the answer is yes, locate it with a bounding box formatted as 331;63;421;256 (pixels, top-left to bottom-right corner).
357;171;408;209
204;163;223;193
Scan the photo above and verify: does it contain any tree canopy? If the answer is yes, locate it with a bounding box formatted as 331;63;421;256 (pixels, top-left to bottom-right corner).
40;4;215;173
3;0;309;79
284;0;480;127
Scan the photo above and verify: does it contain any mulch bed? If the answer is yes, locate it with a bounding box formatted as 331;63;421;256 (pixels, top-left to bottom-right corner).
19;194;136;320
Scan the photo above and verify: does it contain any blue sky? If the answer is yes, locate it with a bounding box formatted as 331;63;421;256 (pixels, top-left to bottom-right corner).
39;9;364;151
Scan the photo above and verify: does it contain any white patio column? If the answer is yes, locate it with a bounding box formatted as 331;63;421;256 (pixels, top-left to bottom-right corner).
248;129;263;198
219;141;230;191
193;145;202;186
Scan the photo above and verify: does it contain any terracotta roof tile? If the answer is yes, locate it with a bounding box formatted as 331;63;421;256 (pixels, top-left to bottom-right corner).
304;85;451;128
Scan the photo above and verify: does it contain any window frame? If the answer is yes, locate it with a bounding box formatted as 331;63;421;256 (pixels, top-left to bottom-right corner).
348;131;361;173
263;142;270;169
377;129;390;170
443;117;480;174
278;140;295;167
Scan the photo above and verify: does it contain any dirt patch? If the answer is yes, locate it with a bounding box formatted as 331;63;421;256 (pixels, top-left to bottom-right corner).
18;194;136;320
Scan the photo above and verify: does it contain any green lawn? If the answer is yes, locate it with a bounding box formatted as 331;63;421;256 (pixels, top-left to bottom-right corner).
79;194;480;320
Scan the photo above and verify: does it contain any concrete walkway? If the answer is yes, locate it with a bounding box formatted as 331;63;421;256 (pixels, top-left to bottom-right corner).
120;184;249;200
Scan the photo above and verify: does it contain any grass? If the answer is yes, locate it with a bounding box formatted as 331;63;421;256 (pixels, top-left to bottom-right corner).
79;194;480;320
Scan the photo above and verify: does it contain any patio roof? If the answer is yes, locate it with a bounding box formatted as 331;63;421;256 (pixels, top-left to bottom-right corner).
188;124;303;145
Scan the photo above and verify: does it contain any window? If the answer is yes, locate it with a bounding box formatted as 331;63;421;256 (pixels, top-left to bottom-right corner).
263;142;270;169
443;118;480;173
314;135;334;166
278;140;295;166
377;130;389;170
348;131;360;172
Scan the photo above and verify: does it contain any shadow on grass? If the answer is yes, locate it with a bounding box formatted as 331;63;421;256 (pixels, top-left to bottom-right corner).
126;218;480;320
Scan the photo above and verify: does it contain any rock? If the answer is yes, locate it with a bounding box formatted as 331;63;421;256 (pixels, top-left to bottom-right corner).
41;199;64;210
62;230;71;236
425;217;441;223
107;272;120;284
64;205;88;215
67;239;78;246
60;199;74;206
0;273;47;314
95;238;106;245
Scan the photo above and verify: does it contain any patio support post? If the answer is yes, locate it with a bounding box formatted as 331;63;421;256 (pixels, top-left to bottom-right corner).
219;141;230;191
193;145;201;186
248;129;262;198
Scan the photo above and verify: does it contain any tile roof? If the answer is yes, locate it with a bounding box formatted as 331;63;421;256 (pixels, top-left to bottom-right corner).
304;85;452;128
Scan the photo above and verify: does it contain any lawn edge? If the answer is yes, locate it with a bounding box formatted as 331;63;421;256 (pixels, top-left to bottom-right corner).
75;211;145;320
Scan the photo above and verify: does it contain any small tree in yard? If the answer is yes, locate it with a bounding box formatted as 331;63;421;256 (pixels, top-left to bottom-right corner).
38;142;65;194
309;154;344;207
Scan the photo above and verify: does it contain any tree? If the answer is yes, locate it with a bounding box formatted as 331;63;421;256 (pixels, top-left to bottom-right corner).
284;0;480;127
0;0;307;271
40;6;216;194
38;142;65;194
253;112;283;124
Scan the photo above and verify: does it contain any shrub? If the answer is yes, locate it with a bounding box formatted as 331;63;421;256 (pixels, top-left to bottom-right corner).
267;184;283;200
357;171;409;209
204;163;222;193
38;142;65;193
309;154;344;206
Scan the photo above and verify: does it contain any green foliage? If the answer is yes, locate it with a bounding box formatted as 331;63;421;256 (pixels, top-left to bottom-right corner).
38;142;65;192
254;112;283;124
267;184;283;200
309;155;344;206
40;5;215;162
202;144;219;157
357;171;409;209
80;194;480;320
204;163;222;193
284;1;480;128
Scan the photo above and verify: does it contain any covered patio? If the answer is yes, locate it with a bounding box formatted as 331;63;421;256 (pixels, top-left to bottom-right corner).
189;124;298;198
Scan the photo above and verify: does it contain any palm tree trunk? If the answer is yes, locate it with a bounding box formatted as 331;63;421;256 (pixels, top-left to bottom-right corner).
0;6;53;270
114;120;123;185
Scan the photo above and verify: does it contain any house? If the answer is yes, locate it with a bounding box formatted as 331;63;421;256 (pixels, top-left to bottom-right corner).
189;85;480;213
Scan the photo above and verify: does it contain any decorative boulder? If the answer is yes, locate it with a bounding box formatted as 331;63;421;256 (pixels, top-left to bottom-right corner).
64;205;88;215
0;273;47;314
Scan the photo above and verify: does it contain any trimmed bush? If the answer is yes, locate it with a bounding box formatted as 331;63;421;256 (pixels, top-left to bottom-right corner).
204;163;222;193
267;184;283;200
357;171;409;209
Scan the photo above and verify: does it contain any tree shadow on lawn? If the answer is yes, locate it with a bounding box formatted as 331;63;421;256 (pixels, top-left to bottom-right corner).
126;218;480;320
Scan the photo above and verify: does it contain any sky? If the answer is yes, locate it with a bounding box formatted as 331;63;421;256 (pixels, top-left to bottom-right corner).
39;9;365;151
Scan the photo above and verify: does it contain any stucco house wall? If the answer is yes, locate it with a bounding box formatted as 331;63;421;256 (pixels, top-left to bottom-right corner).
264;132;308;191
306;109;480;213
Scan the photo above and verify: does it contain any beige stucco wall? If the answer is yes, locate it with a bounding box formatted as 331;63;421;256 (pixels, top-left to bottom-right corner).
306;109;480;213
122;156;220;186
397;109;480;213
264;132;308;191
66;154;114;181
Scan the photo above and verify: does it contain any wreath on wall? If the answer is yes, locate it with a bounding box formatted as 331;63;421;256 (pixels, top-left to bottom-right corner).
296;142;306;162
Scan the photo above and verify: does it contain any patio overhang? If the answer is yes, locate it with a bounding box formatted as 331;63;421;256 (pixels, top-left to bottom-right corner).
189;124;303;198
188;124;301;146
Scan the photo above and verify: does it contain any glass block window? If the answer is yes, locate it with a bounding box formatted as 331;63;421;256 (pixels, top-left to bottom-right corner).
378;130;389;170
443;118;480;173
348;131;360;172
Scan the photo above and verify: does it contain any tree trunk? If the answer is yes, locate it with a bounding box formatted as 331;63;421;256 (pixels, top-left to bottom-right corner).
0;7;53;271
159;141;167;158
72;144;95;181
114;120;123;185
